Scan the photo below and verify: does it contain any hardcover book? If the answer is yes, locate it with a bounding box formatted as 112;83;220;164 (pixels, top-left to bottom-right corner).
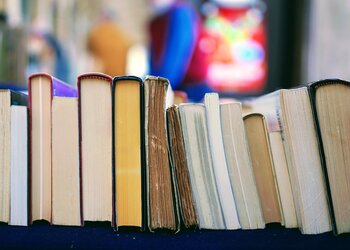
29;73;77;224
78;73;113;225
113;76;146;230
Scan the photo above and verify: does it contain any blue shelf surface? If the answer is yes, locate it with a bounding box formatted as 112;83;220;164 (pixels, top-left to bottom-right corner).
0;224;349;249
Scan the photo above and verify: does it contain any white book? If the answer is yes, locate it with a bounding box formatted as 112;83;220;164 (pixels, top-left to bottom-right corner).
204;93;240;229
178;104;225;229
10;105;28;226
220;102;265;229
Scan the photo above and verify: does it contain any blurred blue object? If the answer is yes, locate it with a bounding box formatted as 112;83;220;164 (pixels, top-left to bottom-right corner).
27;31;70;83
149;2;199;89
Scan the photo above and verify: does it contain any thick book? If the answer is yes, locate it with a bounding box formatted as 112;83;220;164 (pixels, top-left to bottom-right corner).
204;93;240;230
220;102;265;229
0;90;28;225
178;103;225;229
112;76;146;230
245;88;332;234
243;113;283;225
28;73;77;224
308;79;350;235
78;73;113;225
167;105;198;228
144;76;179;232
51;96;81;226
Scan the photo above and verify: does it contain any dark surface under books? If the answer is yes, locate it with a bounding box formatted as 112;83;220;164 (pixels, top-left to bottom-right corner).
0;222;349;250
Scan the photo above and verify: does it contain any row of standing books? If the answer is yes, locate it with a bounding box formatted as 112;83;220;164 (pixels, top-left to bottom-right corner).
0;74;350;235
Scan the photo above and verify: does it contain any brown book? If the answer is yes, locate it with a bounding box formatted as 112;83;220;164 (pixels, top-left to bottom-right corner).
78;73;113;224
167;105;197;228
113;76;145;229
144;76;179;232
244;113;282;224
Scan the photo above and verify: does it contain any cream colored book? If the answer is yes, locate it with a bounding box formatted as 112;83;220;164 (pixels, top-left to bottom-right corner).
78;73;113;223
204;93;240;230
220;102;265;229
52;97;81;226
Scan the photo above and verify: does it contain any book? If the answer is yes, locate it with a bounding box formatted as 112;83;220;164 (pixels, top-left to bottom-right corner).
113;76;145;229
51;97;81;226
244;113;283;224
144;76;179;232
308;79;350;234
247;88;332;234
167;105;198;228
0;90;28;225
204;93;240;230
178;103;225;229
220;102;265;229
78;73;113;224
28;73;77;223
279;87;331;234
243;92;297;228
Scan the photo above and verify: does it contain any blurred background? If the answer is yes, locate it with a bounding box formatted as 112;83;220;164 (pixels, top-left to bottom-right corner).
0;0;350;101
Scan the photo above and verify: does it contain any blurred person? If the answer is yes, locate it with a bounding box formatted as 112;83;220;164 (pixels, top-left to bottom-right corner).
149;0;212;101
87;9;131;77
27;20;70;83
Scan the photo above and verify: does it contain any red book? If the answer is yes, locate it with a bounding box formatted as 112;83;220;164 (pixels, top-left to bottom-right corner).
28;73;78;224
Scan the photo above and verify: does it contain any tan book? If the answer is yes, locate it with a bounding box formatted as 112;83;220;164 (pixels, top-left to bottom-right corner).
244;113;282;224
78;73;113;224
113;76;144;229
243;92;297;228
